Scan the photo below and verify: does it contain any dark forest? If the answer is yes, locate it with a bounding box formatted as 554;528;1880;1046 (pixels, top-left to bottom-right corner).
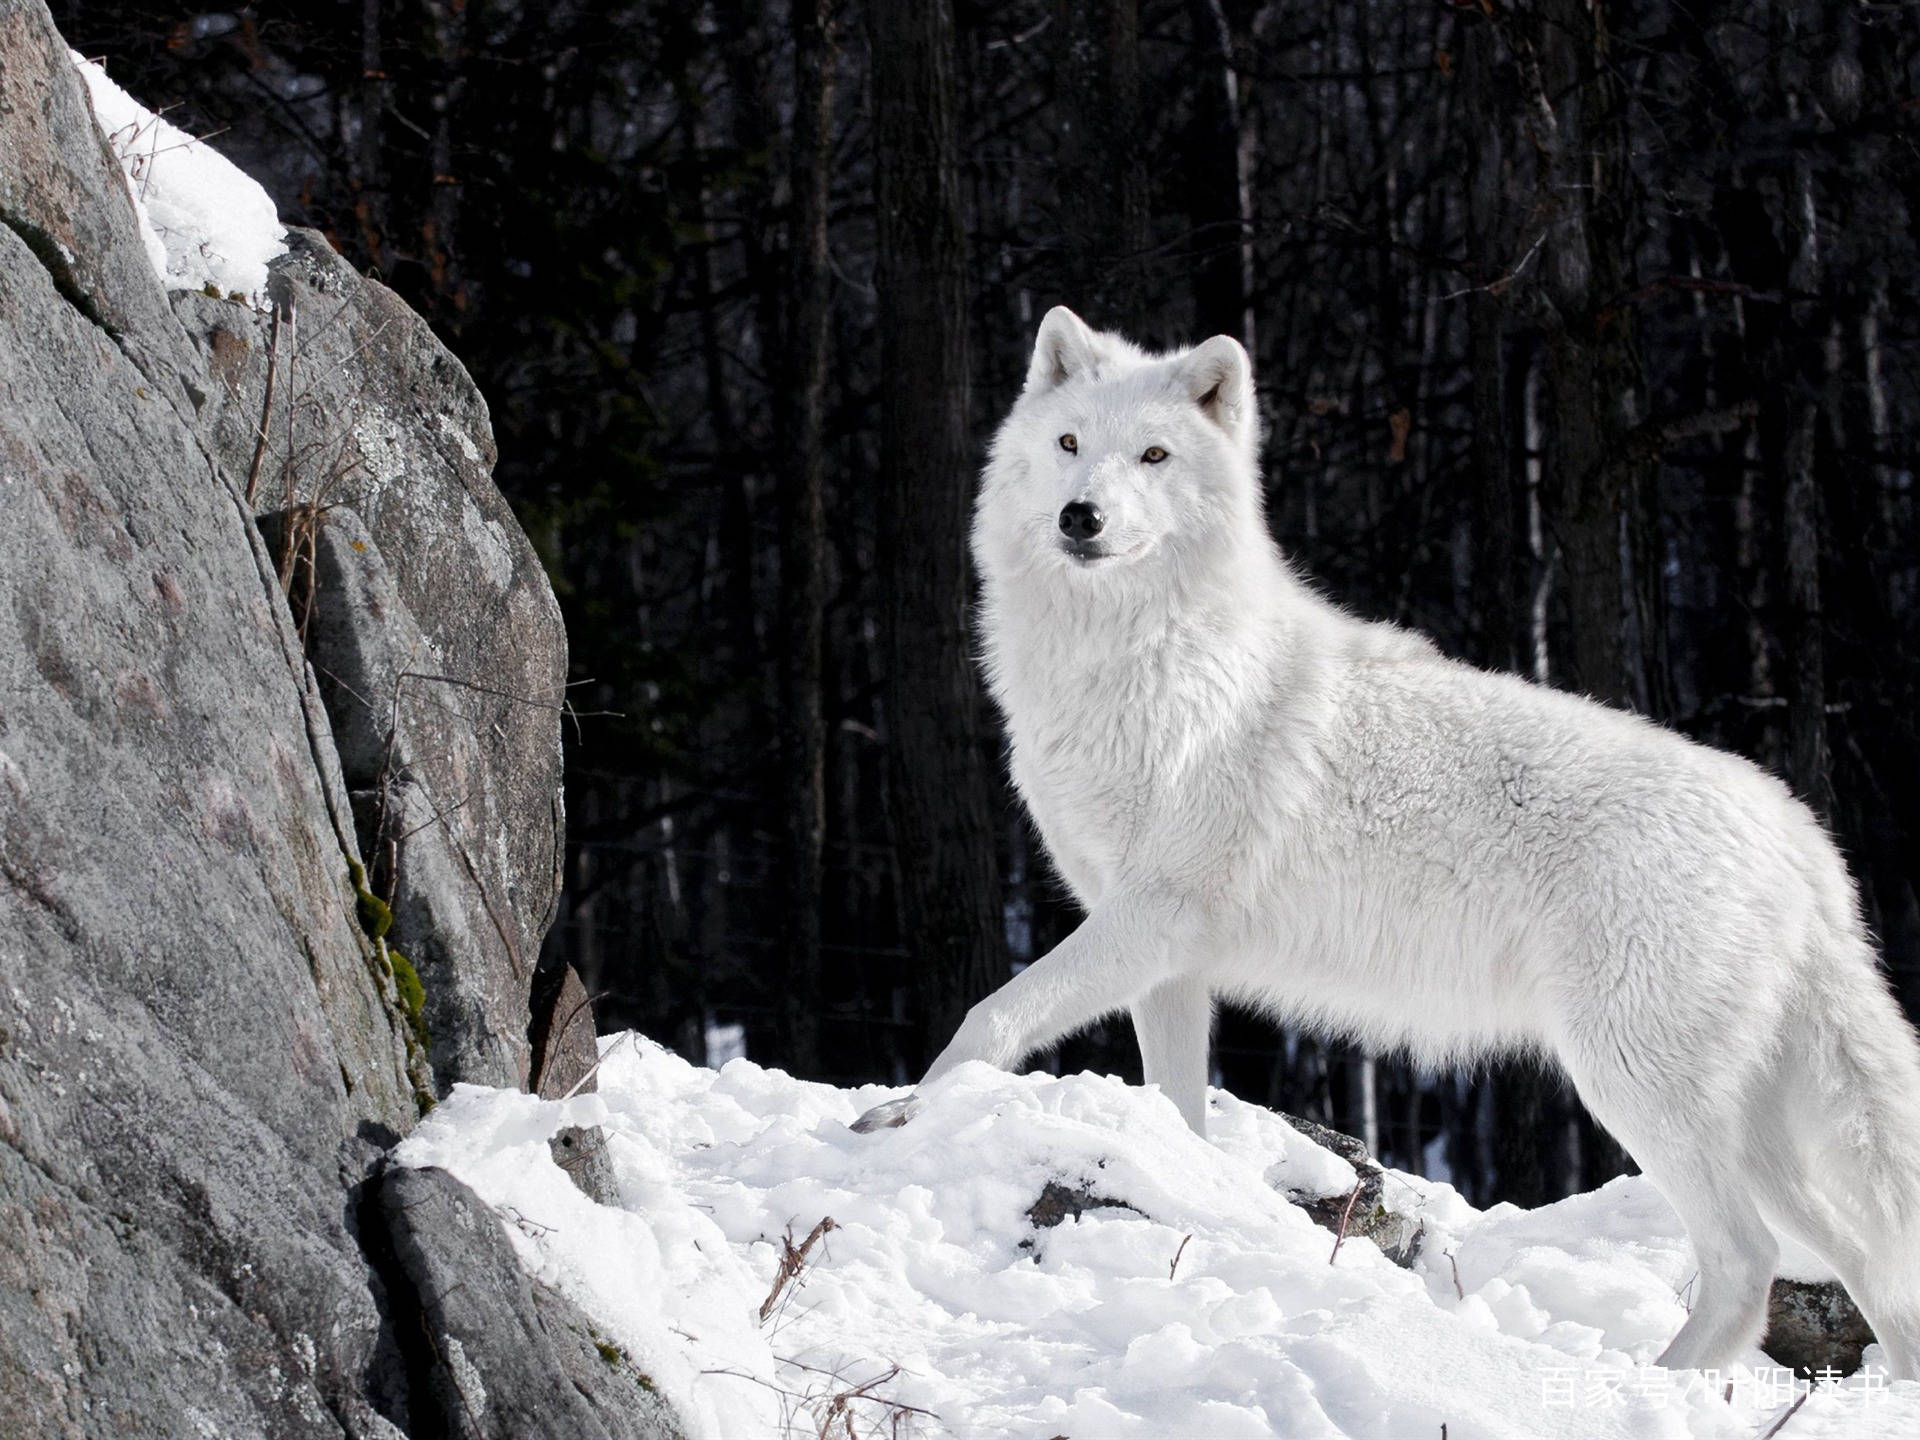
54;0;1920;1210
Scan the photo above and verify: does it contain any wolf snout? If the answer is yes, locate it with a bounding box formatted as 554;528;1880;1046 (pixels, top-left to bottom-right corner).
1058;501;1105;542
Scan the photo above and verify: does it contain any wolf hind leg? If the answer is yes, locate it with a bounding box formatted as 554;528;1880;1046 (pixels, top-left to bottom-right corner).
1132;975;1211;1135
1649;1160;1778;1371
1571;1069;1776;1371
1837;1239;1920;1381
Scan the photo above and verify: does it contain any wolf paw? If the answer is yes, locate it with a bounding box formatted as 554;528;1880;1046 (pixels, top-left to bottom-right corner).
850;1094;923;1133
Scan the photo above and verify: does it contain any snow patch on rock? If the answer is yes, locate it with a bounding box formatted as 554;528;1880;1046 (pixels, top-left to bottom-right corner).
70;52;286;303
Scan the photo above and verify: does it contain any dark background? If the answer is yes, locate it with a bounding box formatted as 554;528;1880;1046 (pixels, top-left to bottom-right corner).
54;0;1920;1209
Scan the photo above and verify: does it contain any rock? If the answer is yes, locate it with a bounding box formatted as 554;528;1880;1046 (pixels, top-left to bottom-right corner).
175;228;568;1096
272;498;542;1093
0;0;198;402
1025;1178;1141;1230
254;503;528;1096
1;170;416;1440
550;1125;621;1207
2;3;615;1432
531;963;601;1099
1014;1115;1425;1271
1766;1277;1877;1377
1017;1177;1144;1263
1277;1114;1425;1266
373;1165;684;1439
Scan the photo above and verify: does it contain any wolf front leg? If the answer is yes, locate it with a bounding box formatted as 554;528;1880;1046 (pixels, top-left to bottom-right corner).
852;893;1191;1132
1132;975;1212;1135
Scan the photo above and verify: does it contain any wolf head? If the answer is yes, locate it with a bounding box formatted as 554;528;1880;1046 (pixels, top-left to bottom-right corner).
974;306;1263;587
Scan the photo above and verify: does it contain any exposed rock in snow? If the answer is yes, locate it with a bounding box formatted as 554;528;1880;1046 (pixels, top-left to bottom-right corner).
531;962;602;1099
373;1164;686;1439
551;1124;622;1206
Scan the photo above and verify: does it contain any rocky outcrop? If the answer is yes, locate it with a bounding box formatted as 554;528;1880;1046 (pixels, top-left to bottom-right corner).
0;3;667;1435
177;227;567;1097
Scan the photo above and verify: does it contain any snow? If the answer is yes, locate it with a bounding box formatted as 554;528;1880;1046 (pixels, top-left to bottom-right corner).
69;52;286;303
395;1036;1920;1438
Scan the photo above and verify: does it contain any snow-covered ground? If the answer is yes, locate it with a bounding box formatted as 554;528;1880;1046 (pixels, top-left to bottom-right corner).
70;51;285;302
395;1035;1920;1439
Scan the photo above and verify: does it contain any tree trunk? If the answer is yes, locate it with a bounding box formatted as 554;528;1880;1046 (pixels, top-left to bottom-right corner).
1462;6;1521;673
1532;0;1650;710
1467;6;1562;1206
423;0;465;314
1054;0;1151;333
1783;134;1833;818
867;0;1006;1059
1186;0;1247;345
1351;1052;1379;1157
1505;0;1658;1197
779;0;838;1076
355;0;390;272
714;0;789;565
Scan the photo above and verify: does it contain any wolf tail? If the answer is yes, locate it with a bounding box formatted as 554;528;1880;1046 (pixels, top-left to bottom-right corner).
1767;936;1920;1379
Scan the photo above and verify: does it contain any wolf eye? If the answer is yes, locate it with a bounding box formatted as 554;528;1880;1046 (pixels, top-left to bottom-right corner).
1142;445;1168;464
1058;434;1078;453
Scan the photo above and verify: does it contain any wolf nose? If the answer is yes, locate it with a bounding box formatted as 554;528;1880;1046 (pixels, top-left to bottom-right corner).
1058;502;1105;542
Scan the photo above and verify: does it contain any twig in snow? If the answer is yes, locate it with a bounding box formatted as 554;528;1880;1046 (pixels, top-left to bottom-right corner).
759;1216;838;1324
704;1359;936;1440
559;1030;630;1101
811;1364;917;1439
492;1204;554;1239
1757;1390;1810;1440
1169;1233;1193;1280
784;1358;942;1439
1447;1248;1464;1301
1328;1182;1363;1265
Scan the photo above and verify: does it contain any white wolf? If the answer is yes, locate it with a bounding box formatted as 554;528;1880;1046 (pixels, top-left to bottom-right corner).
854;304;1920;1379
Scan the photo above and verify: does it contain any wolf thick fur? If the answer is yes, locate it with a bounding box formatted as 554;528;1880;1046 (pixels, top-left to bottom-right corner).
856;305;1920;1377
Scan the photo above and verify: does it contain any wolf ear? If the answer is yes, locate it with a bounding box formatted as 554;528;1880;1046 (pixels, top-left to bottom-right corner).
1180;334;1254;445
1025;306;1103;394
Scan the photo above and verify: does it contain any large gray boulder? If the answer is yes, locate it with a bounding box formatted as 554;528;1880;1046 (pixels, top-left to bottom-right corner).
0;3;673;1434
174;231;568;1095
0;178;416;1440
